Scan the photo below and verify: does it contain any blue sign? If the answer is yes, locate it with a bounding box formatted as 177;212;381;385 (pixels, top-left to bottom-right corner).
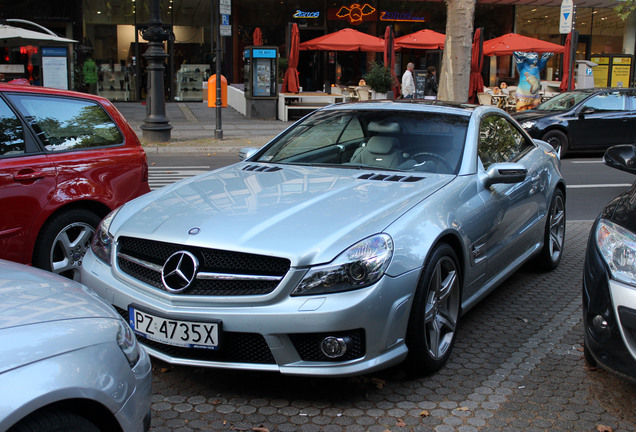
221;14;230;25
253;49;277;59
42;47;67;57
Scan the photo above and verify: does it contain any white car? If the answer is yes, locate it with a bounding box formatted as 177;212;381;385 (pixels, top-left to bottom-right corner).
0;259;151;432
81;101;565;376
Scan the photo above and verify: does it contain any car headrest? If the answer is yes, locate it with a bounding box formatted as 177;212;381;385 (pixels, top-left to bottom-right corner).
368;121;400;134
367;136;399;154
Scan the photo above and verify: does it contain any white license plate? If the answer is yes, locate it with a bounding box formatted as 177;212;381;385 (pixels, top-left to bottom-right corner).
129;307;221;350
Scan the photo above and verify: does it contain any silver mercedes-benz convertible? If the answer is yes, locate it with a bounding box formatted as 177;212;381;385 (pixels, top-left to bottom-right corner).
81;101;566;376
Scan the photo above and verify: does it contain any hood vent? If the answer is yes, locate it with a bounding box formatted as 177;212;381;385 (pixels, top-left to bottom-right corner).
242;164;282;173
357;173;424;183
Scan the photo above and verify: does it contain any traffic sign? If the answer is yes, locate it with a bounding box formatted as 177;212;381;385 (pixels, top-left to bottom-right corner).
220;0;231;15
221;14;230;25
220;25;232;36
560;0;573;34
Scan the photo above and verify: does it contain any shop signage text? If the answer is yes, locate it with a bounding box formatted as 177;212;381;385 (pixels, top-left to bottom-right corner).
294;10;320;19
380;11;429;23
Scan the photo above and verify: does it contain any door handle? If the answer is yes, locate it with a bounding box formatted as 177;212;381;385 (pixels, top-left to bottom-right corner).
13;171;46;181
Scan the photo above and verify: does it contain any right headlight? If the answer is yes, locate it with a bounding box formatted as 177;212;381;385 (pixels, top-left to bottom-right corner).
291;234;393;296
596;219;636;287
520;121;536;129
91;208;120;265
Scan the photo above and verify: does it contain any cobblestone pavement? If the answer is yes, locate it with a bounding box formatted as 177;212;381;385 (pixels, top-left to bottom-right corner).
148;221;636;432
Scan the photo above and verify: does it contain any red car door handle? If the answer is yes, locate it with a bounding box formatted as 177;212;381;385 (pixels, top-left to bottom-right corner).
13;171;46;181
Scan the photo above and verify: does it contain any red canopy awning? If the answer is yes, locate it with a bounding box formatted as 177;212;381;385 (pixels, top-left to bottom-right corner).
300;28;384;52
483;33;565;56
253;27;263;46
468;28;485;104
395;29;445;50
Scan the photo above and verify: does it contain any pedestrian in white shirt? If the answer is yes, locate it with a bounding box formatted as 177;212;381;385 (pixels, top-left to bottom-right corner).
401;62;415;99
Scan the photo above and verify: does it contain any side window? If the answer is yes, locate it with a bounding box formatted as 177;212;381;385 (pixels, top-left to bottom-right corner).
0;98;25;156
478;115;533;169
583;92;626;111
6;94;124;152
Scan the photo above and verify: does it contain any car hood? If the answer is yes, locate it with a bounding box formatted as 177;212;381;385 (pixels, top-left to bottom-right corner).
113;163;453;266
512;109;560;123
0;259;119;331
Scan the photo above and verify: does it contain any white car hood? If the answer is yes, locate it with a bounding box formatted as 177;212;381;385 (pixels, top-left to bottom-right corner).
114;164;453;266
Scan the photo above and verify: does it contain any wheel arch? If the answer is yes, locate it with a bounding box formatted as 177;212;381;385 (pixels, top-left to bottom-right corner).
541;126;570;145
419;230;466;307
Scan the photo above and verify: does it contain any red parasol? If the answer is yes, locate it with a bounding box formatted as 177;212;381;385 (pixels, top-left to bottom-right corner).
299;28;384;52
468;28;485;104
395;29;445;50
253;27;263;46
281;23;300;93
560;32;573;92
483;33;565;56
383;26;400;96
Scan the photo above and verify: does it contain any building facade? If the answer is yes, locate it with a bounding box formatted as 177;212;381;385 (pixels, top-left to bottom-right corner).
1;0;633;101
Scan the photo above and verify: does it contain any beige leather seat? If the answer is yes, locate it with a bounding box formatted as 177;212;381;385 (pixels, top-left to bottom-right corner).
350;135;403;169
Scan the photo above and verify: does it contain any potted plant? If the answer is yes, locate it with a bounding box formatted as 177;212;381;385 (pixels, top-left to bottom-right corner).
363;62;394;99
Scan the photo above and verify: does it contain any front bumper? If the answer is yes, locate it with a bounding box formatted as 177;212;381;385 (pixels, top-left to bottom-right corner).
582;229;636;384
81;249;420;377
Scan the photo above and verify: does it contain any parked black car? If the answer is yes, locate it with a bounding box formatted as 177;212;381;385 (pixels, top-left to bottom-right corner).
513;88;636;157
583;144;636;385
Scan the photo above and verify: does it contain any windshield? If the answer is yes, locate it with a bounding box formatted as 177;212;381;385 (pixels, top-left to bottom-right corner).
255;110;469;174
534;91;589;112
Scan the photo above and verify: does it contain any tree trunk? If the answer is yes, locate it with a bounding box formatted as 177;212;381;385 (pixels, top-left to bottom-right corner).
439;0;476;103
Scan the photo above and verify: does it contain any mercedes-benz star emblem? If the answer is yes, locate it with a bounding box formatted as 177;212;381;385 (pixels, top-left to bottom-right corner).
161;251;199;293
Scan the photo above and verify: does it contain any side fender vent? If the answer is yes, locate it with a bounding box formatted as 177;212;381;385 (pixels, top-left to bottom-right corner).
242;165;282;173
357;173;424;183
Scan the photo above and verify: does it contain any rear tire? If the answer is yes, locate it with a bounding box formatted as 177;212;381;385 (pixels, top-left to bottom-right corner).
9;409;100;432
542;130;569;158
535;189;565;271
406;243;461;375
32;209;102;281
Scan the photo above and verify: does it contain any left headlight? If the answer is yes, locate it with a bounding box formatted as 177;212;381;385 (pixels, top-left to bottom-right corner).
292;234;393;296
90;208;120;265
596;219;636;287
116;317;142;368
520;121;536;130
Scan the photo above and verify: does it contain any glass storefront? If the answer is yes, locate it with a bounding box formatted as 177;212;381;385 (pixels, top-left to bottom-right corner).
1;0;631;101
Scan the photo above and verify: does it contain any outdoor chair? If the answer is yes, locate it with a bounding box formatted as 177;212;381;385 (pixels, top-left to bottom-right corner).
337;85;358;102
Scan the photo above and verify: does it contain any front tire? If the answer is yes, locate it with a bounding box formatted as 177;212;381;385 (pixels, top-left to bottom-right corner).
535;189;566;271
32;209;102;281
9;409;100;432
542;130;569;158
406;243;461;375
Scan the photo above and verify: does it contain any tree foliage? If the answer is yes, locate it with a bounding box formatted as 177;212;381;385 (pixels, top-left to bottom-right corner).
614;0;635;20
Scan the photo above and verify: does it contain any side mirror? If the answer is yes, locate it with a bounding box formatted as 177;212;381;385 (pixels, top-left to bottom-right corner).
603;144;636;175
238;147;259;161
579;106;595;117
484;163;527;187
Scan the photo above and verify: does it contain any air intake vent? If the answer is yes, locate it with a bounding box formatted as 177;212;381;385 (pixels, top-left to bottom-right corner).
242;165;282;172
357;173;424;182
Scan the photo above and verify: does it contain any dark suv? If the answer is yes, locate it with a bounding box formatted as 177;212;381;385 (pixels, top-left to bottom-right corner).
0;83;150;279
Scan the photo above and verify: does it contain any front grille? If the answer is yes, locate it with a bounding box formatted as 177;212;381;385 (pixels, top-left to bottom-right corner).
116;307;276;364
117;236;290;296
289;329;365;362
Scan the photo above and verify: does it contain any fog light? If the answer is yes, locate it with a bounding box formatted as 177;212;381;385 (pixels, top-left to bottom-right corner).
592;315;610;333
320;336;348;358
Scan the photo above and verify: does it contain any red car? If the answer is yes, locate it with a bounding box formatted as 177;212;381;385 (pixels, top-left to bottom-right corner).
0;83;149;280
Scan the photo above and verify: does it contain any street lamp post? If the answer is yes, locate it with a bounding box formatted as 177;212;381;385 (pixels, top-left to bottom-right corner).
140;0;172;142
